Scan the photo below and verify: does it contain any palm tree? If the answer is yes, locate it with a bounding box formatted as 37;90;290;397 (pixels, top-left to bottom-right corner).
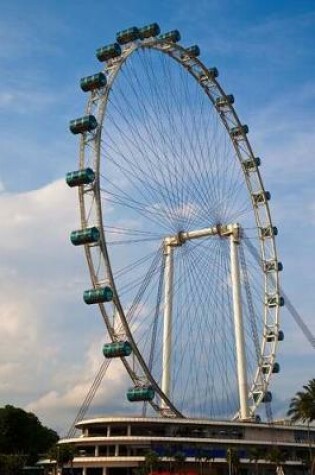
173;451;186;475
195;447;207;475
265;447;286;465
144;450;160;474
287;378;315;472
249;447;265;475
226;448;240;475
287;379;315;424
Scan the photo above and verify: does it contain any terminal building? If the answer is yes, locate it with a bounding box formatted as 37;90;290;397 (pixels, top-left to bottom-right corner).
48;416;314;475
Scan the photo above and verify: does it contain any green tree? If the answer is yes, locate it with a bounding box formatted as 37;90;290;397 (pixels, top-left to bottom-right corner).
265;446;286;467
0;453;26;475
143;450;160;474
226;448;240;475
287;378;315;473
173;451;186;475
249;447;266;475
49;443;75;473
195;447;207;475
0;405;59;465
287;379;315;424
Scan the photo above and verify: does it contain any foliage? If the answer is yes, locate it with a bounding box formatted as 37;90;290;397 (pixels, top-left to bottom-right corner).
248;446;266;461
0;405;59;465
143;450;161;474
248;447;266;475
49;443;75;468
0;453;27;475
226;448;240;475
173;451;186;474
287;378;315;424
265;447;286;465
287;378;315;473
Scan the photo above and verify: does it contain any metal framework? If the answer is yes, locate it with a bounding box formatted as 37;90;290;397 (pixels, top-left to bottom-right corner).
74;32;282;420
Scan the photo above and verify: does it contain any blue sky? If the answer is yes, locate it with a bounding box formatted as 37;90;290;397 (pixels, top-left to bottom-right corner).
0;0;314;434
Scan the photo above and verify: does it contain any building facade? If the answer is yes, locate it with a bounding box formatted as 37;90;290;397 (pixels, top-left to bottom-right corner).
45;416;315;475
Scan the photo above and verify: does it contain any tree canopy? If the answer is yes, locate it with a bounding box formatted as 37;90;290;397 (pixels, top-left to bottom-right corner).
287;378;315;425
0;405;59;464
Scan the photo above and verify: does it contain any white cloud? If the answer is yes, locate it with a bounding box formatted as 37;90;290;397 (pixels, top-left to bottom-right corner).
0;3;314;433
26;340;130;434
0;179;144;433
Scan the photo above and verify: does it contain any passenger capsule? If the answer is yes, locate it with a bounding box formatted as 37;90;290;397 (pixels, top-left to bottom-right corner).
127;385;155;402
215;94;235;108
80;73;107;92
138;23;160;39
207;67;219;79
264;260;283;272
243;157;261;172
66;168;95;187
252;190;271;205
272;362;280;373
182;45;200;58
199;68;219;83
262;362;280;374
159;30;181;43
277;330;284;341
116;27;140;45
83;287;113;305
69;115;98;135
266;295;285;308
230;125;249;138
70;227;100;246
260;225;278;238
103;341;132;358
266;329;284;342
96;43;121;62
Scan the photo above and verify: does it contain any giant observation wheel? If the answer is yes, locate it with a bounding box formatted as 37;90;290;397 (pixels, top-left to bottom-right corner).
67;24;284;421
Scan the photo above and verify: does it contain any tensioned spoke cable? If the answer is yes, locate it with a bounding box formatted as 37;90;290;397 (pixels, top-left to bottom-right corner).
88;44;279;420
67;358;112;438
136;52;183;225
115;56;186;224
144;49;218;225
101;134;179;227
167;239;238;416
184;243;232;415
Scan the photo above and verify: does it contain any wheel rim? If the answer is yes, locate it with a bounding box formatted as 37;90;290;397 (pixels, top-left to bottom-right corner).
77;37;281;419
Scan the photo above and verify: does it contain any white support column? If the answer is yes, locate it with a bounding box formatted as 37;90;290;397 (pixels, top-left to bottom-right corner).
230;230;250;420
161;242;174;407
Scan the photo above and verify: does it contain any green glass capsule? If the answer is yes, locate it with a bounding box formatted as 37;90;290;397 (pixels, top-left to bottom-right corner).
116;27;140;45
66;168;95;187
69;115;98;135
70;227;100;246
83;287;113;305
103;341;132;358
96;43;121;62
159;30;181;43
80;73;107;92
127;385;155;402
138;23;160;39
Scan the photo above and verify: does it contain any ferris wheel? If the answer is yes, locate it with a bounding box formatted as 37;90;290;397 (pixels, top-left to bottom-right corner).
67;24;284;421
